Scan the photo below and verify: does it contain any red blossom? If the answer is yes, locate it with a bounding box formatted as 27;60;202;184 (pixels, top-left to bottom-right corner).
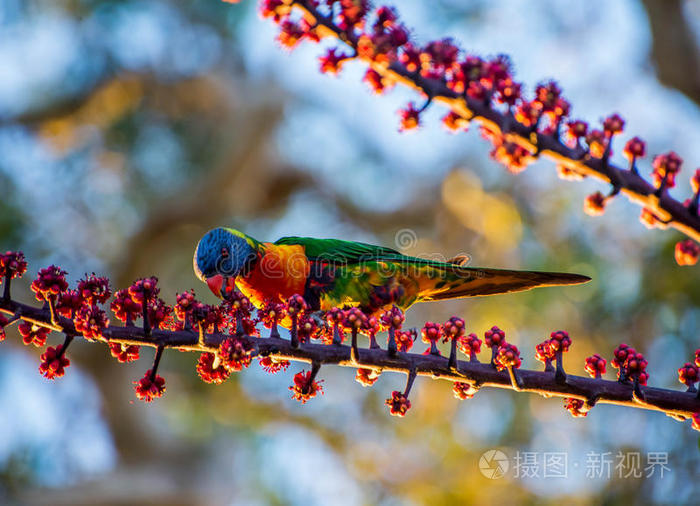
693;413;700;432
624;350;649;385
399;43;421;72
286;294;307;316
128;277;159;305
691;169;700;194
584;354;607;378
355;367;380;386
678;362;699;389
490;139;533;174
77;273;111;305
484;326;506;348
0;314;8;342
564;398;587;418
110;288;141;323
109;343;140;363
363;68;394;94
675;239;700;266
651;151;683;189
343;307;367;332
380;305;404;329
259;356;290;374
442;316;466;341
218;336;254;371
0;251;27;281
549;330;571;352
398;103;421;131
258;300;287;329
514;100;542;127
494;343;521;371
39;345;70;379
55;289;82;319
603;113;624;136
148;298;174;330
319;48;349;75
259;0;288;22
396;329;416;352
457;332;482;359
535;340;555;364
623;136;646;161
289;369;323;403
534;80;562;112
695;349;700;369
74;304;109;341
134;370;166;402
277;19;305;49
30;265;68;302
421;321;442;355
452;382;476;400
565;120;588;145
174;290;196;322
297;314;319;343
196;352;231;384
18;320;49;347
639;208;666;229
442;111;468;132
385;390;411;416
584;192;607;216
586;129;606;158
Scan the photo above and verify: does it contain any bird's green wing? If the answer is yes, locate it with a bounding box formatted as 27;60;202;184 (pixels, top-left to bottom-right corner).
274;236;406;264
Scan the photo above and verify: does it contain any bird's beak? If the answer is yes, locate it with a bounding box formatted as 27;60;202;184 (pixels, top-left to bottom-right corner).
206;275;224;298
206;274;236;299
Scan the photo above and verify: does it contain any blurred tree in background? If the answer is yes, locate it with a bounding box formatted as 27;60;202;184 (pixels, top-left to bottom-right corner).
0;0;699;504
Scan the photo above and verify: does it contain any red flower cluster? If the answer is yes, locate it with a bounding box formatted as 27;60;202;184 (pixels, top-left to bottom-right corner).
452;382;476;400
30;265;68;302
421;321;442;355
258;300;286;329
111;288;142;323
74;304;109;340
677;362;698;390
355;367;380;387
218;336;254;371
495;343;521;371
134;370;166;402
0;251;27;281
385;390;411;417
196;352;231;384
583;192;607;216
77;274;111;305
39;345;70;379
18;320;49;347
564;398;587;418
380;305;404;329
675;239;700;266
549;330;571;352
651;151;683;189
484;326;506;348
259;356;290;374
535;340;555;368
457;333;482;360
109;343;140;363
584;354;607;379
289;369;323;403
395;329;416;352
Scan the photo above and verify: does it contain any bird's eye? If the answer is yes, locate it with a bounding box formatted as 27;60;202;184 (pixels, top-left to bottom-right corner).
221;247;229;258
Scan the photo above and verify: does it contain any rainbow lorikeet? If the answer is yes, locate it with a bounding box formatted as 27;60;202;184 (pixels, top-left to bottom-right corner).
194;227;589;316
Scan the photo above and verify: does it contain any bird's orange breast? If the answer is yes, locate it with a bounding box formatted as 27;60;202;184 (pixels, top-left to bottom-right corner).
235;243;309;307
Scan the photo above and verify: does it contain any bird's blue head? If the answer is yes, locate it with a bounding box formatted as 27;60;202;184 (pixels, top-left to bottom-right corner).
194;227;258;298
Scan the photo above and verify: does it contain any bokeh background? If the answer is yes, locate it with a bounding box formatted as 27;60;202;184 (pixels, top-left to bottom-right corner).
1;0;699;504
